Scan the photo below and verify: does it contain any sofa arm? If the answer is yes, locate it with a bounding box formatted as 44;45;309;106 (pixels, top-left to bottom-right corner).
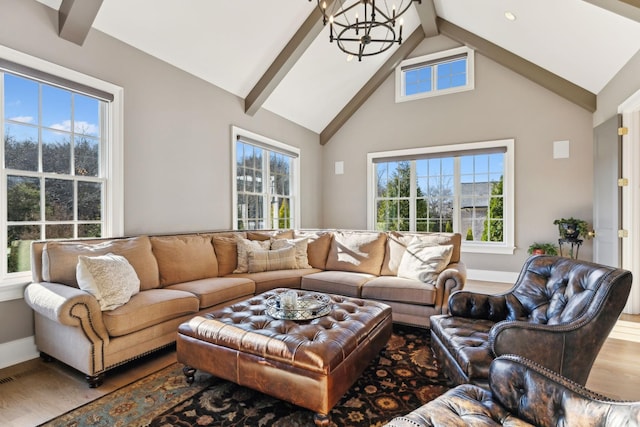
433;262;467;315
24;282;109;343
448;290;508;321
489;355;639;426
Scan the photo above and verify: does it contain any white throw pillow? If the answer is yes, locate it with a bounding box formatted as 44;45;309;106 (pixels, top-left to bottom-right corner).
234;238;271;273
271;237;312;269
397;239;454;283
76;253;140;311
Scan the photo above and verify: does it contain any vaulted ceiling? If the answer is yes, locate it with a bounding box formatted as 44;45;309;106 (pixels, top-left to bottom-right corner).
37;0;640;144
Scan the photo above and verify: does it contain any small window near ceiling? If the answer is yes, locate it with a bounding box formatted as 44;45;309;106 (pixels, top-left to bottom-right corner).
396;46;474;102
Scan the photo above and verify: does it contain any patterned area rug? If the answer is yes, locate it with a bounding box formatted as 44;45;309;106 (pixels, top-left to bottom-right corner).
43;325;450;427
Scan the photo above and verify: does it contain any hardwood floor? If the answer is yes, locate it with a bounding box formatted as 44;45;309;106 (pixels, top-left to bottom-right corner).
1;281;639;426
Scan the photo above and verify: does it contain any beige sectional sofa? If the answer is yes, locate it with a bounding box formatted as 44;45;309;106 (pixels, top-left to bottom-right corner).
24;229;465;386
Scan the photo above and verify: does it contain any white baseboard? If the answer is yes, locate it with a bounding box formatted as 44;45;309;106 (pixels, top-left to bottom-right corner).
467;269;519;284
0;336;38;369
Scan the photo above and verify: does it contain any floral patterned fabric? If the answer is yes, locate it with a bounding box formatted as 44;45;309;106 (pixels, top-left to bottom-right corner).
151;325;450;426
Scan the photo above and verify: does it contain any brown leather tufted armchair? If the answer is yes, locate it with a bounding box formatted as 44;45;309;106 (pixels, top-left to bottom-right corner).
430;255;632;389
385;354;640;426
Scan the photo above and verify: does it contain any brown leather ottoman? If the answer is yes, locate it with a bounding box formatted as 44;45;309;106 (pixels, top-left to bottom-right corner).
176;288;392;426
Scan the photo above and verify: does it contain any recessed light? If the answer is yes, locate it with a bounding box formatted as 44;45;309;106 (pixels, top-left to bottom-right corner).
504;11;517;21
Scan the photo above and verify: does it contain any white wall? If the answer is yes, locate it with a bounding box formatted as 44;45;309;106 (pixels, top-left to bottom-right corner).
0;0;323;346
0;0;323;236
321;36;594;273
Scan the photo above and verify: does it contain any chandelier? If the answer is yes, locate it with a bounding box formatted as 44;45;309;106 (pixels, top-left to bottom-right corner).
311;0;421;61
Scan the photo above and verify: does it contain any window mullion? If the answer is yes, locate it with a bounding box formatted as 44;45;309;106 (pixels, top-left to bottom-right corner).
263;149;270;230
410;160;416;232
453;157;461;235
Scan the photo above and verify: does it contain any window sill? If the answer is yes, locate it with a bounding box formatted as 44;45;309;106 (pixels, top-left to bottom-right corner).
461;243;516;255
0;276;30;302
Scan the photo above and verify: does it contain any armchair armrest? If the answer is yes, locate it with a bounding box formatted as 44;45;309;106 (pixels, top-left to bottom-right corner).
489;355;639;426
448;290;508;321
489;319;596;382
433;261;467;314
24;281;109;343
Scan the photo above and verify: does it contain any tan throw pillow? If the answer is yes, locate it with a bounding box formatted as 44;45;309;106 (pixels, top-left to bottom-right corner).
295;231;333;269
397;238;454;283
247;230;294;241
150;235;218;286
76;253;140;311
42;236;160;290
271;237;311;269
325;231;387;275
234;238;271;273
247;246;297;273
382;232;462;275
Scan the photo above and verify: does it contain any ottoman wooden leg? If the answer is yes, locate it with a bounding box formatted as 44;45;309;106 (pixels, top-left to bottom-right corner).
313;413;330;426
183;365;196;384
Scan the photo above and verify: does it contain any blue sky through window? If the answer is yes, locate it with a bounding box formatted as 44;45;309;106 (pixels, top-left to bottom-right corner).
402;55;468;97
4;74;100;140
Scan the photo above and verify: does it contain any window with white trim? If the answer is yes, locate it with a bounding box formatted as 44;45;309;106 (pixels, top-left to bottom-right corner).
396;46;474;102
232;127;300;230
367;139;514;254
1;49;123;291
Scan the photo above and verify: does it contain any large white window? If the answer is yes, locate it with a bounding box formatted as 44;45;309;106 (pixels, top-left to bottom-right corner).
232;127;300;230
367;139;514;254
396;47;474;103
1;47;123;297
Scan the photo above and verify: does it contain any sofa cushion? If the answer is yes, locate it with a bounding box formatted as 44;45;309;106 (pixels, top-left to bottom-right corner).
271;237;312;269
229;268;319;294
362;276;437;305
247;230;294;241
325;231;386;275
102;288;199;337
430;315;495;382
212;236;238;276
150;235;218;286
295;231;333;269
247;246;298;273
382;232;461;276
165;277;255;309
76;253;140;311
234;238;271;273
301;270;376;297
42;236;160;290
397;240;454;283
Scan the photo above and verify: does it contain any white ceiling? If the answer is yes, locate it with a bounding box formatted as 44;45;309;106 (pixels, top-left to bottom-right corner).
37;0;640;134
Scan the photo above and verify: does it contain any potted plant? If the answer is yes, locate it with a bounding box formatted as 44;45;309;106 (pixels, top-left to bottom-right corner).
553;217;591;241
527;242;559;256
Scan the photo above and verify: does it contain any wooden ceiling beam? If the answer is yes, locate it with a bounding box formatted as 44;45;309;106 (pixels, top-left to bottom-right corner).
320;27;426;145
58;0;103;46
244;1;334;116
437;17;597;112
415;0;439;38
582;0;640;23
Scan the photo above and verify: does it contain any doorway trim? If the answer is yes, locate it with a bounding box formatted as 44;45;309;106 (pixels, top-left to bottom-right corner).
619;88;640;313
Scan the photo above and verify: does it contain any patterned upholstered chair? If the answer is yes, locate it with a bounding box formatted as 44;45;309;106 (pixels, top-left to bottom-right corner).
385;354;640;427
430;255;632;389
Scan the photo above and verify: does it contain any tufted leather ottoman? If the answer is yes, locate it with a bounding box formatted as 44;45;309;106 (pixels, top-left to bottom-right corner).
176;288;392;426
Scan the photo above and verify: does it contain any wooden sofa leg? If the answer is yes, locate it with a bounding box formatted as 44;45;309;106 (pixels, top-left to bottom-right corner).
86;373;104;388
183;366;196;384
314;413;330;426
